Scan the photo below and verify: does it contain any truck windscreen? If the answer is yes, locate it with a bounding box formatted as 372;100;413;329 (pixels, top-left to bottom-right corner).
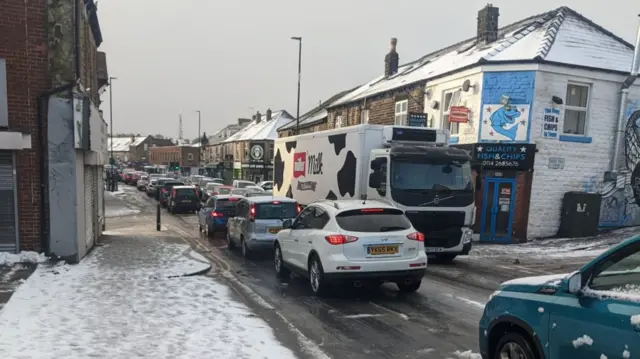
390;158;472;191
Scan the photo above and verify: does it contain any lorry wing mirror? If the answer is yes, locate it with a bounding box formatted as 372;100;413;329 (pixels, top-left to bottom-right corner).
370;158;384;170
368;172;381;188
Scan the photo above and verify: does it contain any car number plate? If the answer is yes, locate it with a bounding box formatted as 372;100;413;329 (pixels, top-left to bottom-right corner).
182;199;192;203
268;227;281;234
426;247;444;252
368;245;399;255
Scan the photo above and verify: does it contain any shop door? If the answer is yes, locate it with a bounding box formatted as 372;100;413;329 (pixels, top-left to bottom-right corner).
480;178;516;243
0;152;18;252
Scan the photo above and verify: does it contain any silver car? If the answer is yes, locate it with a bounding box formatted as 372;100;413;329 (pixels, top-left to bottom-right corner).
226;196;300;258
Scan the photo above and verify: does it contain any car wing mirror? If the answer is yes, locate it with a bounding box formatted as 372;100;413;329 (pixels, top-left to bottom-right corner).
567;271;582;294
282;219;292;229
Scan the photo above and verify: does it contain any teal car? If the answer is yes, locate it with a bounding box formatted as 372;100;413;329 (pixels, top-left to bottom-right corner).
479;235;640;359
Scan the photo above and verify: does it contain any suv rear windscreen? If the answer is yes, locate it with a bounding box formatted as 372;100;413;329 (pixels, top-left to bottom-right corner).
164;182;184;189
256;202;297;219
336;208;411;232
175;188;197;198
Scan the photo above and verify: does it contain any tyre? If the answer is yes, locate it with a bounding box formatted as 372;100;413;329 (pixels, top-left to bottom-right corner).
274;244;290;279
206;224;214;238
241;238;251;259
397;280;422;293
226;231;235;249
198;222;202;232
308;255;330;297
493;332;538;359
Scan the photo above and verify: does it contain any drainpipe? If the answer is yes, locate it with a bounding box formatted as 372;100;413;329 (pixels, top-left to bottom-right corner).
610;16;640;174
36;0;82;255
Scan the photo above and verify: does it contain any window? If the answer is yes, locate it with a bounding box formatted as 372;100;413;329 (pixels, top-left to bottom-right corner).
293;206;315;229
394;100;408;125
335;208;412;232
255;202;298;220
589;243;640;292
563;83;590;135
362;109;370;124
335;115;343;128
187;153;194;161
442;90;461;135
143;143;148;151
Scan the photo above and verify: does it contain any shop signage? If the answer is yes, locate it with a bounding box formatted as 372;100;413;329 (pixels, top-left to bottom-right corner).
449;106;470;123
250;143;264;160
472;143;536;170
542;107;560;138
407;112;427;127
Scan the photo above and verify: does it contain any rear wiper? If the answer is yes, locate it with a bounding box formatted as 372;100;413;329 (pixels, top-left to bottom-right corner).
379;226;406;232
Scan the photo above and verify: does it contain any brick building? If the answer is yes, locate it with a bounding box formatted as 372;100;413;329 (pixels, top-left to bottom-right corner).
1;0;108;258
149;145;200;174
292;5;640;243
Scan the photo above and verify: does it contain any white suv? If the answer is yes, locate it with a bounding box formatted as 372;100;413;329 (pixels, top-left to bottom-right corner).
274;200;427;296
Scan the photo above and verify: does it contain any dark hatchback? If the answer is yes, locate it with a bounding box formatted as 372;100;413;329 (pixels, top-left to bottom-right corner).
159;181;184;206
197;195;239;236
168;186;200;214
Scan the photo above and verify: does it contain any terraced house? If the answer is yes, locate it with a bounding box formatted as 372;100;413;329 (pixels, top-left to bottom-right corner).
293;4;640;244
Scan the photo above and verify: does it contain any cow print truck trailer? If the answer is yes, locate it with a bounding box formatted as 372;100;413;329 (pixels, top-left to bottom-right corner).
272;124;476;259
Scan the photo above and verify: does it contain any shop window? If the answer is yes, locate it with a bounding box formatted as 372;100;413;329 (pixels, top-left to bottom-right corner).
188;153;194;161
443;89;461;135
563;83;590;136
394;100;408;125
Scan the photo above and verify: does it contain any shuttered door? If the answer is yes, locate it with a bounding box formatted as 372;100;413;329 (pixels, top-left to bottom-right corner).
0;152;17;252
84;166;95;249
91;166;100;240
97;167;104;233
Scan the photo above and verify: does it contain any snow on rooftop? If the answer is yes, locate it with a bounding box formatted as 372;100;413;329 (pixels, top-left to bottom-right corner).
223;111;293;143
107;136;147;152
329;6;636;108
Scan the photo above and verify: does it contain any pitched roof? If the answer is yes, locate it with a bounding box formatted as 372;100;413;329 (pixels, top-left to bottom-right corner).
107;136;147;152
278;87;360;131
223;110;293;143
329;6;635;108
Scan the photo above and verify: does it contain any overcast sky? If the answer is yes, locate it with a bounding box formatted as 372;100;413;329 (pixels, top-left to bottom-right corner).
98;0;640;139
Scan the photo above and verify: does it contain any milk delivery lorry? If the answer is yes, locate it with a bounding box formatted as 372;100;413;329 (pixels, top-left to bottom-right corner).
272;124;475;261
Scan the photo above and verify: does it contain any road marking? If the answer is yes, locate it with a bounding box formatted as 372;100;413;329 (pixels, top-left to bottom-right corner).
444;293;485;309
369;302;410;320
342;314;383;319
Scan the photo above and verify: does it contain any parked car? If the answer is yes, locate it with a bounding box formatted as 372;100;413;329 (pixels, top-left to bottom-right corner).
257;181;273;191
478;235;640;359
232;180;257;189
130;171;148;186
230;187;264;197
167;186;200;214
245;191;272;198
159;180;185;206
201;183;233;201
227;196;300;258
198;195;241;236
274;200;427;296
150;177;172;198
137;175;149;191
187;175;205;185
122;169;135;184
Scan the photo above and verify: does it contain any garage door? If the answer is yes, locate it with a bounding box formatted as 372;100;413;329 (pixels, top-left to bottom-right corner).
84;166;95;249
0;152;17;252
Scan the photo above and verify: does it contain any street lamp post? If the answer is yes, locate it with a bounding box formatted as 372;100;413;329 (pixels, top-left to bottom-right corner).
291;36;302;135
108;76;117;191
196;110;201;175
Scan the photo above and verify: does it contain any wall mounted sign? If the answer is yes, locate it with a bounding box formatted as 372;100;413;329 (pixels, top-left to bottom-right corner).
407;112;427;127
548;157;565;170
542;107;560;139
449;106;470;123
472;143;536;170
250;143;264;160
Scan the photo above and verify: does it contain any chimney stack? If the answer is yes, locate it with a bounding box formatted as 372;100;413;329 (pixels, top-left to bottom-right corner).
477;4;500;45
266;108;272;121
384;38;399;77
255;111;262;123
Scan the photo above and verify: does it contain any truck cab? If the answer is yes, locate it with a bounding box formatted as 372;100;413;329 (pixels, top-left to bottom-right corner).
365;127;474;261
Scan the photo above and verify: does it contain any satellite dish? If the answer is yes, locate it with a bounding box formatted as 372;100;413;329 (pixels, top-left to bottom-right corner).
430;100;439;110
461;79;473;92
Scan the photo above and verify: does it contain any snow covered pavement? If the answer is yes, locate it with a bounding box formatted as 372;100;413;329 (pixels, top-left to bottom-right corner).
0;234;300;359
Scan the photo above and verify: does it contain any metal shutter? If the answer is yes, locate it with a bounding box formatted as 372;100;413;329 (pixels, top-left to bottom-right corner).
0;152;17;252
92;166;100;240
97;167;104;232
84;166;95;249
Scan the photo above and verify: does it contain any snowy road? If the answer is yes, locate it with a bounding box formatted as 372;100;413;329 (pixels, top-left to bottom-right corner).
115;185;616;359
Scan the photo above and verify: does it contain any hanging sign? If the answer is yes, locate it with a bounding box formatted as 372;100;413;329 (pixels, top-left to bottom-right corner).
449;106;470;123
542;108;560;138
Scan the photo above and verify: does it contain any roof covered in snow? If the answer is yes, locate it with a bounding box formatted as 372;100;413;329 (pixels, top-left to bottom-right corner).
223;110;293;143
329;6;636;108
107;136;147;152
279;87;360;131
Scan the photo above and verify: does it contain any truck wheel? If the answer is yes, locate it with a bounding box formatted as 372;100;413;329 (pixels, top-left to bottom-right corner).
274;244;290;279
397;280;421;293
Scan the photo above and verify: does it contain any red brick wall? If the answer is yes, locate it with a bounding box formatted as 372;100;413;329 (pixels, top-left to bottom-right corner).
0;0;49;250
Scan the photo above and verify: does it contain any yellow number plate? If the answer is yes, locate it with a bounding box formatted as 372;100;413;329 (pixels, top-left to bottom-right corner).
268;228;281;234
368;245;399;255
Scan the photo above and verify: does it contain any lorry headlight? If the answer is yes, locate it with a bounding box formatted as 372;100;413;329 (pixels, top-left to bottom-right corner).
462;229;473;243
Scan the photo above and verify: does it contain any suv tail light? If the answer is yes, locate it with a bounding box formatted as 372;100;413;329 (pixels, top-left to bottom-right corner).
296;203;302;214
210;211;221;217
324;235;358;245
249;203;256;222
407;232;424;241
161;188;168;193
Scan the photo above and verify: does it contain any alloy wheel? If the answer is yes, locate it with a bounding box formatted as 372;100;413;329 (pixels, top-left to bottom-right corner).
310;260;320;292
499;342;527;359
275;247;282;272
